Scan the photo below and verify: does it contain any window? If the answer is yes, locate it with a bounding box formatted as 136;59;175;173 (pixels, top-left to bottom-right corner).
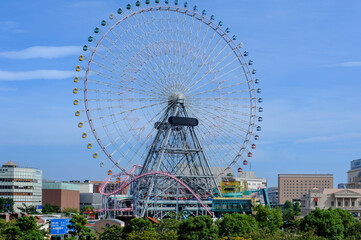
352;201;355;207
345;201;348;207
338;201;342;207
331;201;334;207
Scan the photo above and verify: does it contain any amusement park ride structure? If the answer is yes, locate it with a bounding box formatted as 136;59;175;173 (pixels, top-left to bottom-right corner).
73;0;263;219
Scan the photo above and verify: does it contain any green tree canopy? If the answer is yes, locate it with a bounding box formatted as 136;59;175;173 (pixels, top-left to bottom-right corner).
156;218;180;240
18;203;38;214
299;208;344;240
98;224;123;240
0;198;14;213
1;216;48;240
66;214;97;240
217;213;258;238
254;204;283;233
293;201;301;216
42;203;61;214
178;215;218;240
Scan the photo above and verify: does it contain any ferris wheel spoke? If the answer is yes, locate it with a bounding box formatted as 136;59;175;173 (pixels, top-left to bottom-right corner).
127;11;178;90
105;104;169;165
187;72;250;95
185;47;236;93
125;13;175;90
84;100;168;123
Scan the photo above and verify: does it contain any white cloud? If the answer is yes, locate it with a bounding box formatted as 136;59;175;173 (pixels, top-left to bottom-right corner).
322;61;361;67
0;46;81;59
0;70;75;81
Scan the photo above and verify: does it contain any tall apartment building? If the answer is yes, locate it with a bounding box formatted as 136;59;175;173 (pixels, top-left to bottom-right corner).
0;161;42;211
278;174;333;204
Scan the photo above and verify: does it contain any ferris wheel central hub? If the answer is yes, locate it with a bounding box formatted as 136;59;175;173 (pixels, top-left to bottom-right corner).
169;92;185;103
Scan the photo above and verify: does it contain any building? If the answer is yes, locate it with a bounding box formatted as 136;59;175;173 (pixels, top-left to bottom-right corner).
236;171;267;191
69;180;94;193
347;159;361;188
42;181;80;211
92;181;127;195
0;161;42;212
338;183;347;189
80;193;102;210
301;188;361;216
267;187;279;206
278;174;333;204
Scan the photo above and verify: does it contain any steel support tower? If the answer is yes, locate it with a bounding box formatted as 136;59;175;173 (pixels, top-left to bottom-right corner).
132;93;220;218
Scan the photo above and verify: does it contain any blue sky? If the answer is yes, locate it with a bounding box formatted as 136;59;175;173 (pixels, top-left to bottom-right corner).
0;0;360;187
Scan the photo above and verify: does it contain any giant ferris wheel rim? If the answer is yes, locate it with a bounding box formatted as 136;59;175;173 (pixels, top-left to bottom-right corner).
79;2;260;173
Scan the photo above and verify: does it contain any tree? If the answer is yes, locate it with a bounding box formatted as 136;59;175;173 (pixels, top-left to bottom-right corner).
18;203;38;214
254;204;283;233
98;224;123;240
0;198;14;213
42;203;61;214
65;214;97;240
333;208;356;230
293;201;301;216
156;218;180;240
63;208;78;216
217;213;258;238
345;220;361;239
121;217;156;239
127;230;158;240
282;200;295;223
299;208;344;240
1;216;48;240
178;215;218;240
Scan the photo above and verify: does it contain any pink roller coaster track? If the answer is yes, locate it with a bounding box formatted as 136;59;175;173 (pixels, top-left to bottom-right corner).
98;169;214;217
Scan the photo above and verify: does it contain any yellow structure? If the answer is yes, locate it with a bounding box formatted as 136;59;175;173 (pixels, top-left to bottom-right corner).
221;179;248;194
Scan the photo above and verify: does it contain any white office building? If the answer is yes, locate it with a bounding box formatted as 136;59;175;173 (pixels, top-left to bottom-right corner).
0;161;42;212
235;171;267;191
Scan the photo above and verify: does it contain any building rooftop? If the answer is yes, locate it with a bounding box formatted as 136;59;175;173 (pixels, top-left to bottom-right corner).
43;182;80;191
2;161;18;168
279;174;333;177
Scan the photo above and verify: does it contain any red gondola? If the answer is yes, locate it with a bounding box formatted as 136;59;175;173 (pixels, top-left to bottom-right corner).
243;160;248;165
238;167;243;173
248;152;252;157
251;144;256;149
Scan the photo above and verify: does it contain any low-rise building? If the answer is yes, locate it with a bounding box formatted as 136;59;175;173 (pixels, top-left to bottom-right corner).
42;181;80;211
267;187;279;206
0;161;42;212
80;193;102;210
236;171;267;191
301;188;361;216
347;159;361;188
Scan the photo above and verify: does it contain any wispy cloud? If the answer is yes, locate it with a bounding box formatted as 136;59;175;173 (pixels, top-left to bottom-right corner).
322;61;361;68
294;133;361;144
0;87;17;91
0;70;74;81
0;46;81;59
0;21;27;33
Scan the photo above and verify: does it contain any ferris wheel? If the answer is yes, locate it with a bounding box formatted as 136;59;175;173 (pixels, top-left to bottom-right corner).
73;0;262;180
